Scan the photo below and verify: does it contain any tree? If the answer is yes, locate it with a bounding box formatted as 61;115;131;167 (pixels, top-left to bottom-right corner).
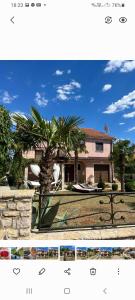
112;140;134;192
13;107;83;196
0;106;12;178
8;149;28;189
71;130;86;184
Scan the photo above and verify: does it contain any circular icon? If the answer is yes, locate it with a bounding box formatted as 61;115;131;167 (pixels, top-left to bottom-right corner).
119;17;127;23
105;16;112;24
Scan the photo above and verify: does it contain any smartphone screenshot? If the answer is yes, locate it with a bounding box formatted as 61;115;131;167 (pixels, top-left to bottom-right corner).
0;0;135;299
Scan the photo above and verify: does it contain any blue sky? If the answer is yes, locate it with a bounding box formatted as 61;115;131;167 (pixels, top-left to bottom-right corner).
1;60;135;141
60;246;75;250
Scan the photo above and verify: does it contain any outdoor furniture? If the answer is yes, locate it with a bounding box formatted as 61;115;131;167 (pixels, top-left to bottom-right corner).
80;183;102;191
51;179;62;191
24;180;40;189
24;179;62;191
72;184;102;192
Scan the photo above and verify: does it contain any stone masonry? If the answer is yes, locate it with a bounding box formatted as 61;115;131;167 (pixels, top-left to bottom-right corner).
0;190;34;239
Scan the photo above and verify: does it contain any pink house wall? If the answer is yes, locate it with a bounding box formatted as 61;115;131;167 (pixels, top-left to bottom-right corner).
70;139;112;158
23;138;112;184
23;150;35;159
23;139;112;160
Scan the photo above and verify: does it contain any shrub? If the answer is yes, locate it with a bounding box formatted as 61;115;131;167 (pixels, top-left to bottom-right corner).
66;182;73;190
112;183;118;191
97;176;105;190
124;174;133;182
125;180;135;192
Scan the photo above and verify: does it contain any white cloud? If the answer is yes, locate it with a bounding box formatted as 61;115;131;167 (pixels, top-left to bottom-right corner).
75;95;82;100
103;90;135;114
0;90;18;104
123;111;135;119
67;69;71;74
119;122;125;125
7;72;13;80
90;97;95;103
104;60;135;73
35;92;48;106
55;70;64;76
10;111;27;125
56;80;81;101
120;61;135;73
102;84;112;92
40;83;46;88
128;127;135;132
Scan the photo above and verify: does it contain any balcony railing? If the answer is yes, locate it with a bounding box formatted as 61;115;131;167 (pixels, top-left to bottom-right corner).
32;192;135;232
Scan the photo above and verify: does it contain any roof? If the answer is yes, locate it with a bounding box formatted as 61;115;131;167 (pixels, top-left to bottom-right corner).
81;128;113;140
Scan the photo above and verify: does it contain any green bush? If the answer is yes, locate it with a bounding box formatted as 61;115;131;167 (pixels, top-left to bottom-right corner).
124;174;133;182
112;183;118;191
125;181;135;192
66;182;73;190
97;176;105;190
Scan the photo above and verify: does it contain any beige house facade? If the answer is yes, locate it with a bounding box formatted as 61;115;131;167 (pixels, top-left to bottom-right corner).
23;128;113;185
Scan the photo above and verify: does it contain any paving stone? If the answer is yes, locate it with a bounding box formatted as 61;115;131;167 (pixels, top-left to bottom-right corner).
0;202;7;209
7;228;18;239
17;217;31;229
20;229;30;236
3;211;20;217
8;203;16;210
17;202;31;211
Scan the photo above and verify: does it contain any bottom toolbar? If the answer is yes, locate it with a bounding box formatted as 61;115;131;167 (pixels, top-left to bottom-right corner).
0;260;134;299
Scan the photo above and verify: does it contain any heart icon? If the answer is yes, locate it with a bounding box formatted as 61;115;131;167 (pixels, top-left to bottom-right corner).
13;268;20;275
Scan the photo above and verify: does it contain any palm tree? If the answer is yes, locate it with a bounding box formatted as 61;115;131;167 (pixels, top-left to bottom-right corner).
112;140;134;192
71;130;86;184
13;107;83;196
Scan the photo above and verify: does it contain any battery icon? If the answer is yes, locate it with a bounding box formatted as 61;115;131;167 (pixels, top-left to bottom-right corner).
25;3;29;6
36;3;41;7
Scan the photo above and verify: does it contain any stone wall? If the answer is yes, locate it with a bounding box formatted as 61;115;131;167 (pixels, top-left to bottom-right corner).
0;190;34;239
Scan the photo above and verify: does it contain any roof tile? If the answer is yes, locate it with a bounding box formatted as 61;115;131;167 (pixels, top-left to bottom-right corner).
81;128;113;140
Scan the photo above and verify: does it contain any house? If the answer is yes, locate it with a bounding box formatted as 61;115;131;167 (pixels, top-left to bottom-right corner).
23;128;114;186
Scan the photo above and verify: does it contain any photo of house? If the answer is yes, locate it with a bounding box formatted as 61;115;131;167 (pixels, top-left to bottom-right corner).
76;247;88;259
1;60;135;240
60;246;75;261
76;247;135;260
48;247;59;259
24;128;113;186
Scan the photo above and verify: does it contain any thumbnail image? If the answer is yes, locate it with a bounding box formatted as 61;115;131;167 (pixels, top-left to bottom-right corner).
11;247;50;259
0;248;11;259
34;247;49;259
1;60;135;241
76;247;88;260
11;247;24;259
60;246;75;261
76;247;135;260
48;247;59;259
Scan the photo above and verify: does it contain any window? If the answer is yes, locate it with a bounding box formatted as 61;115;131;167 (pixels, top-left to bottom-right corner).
96;142;103;152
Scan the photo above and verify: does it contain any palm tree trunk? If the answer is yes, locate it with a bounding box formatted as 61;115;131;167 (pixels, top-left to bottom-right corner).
39;148;53;195
74;149;78;184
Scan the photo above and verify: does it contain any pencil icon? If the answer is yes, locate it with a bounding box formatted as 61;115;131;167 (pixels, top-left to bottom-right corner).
38;268;46;275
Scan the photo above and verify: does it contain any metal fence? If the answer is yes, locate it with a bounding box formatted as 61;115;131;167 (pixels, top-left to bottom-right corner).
32;192;135;232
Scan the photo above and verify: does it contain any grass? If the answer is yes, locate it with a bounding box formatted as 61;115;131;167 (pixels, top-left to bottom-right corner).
32;191;135;229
